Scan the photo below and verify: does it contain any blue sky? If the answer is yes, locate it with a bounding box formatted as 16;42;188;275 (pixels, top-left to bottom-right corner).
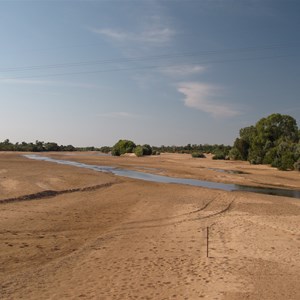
0;0;299;147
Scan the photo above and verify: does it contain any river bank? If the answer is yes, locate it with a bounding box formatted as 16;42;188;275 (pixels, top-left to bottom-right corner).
0;152;299;299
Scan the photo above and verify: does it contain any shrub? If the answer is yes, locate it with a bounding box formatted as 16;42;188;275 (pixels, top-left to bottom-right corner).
111;148;120;156
134;146;144;157
142;144;152;155
279;152;295;170
228;147;242;160
111;139;136;156
212;151;226;160
100;146;111;153
191;151;205;158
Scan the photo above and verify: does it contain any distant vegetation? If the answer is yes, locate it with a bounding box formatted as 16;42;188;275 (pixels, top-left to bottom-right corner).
110;139;231;158
152;144;231;160
0;138;230;159
3;113;298;171
0;139;78;152
230;113;300;171
0;139;106;152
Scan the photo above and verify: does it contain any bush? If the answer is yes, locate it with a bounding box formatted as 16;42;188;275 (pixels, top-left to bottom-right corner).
228;147;242;160
191;151;205;158
111;139;136;156
142;144;152;155
111;148;120;156
279;152;295;170
212;151;226;160
134;146;144;157
100;146;111;153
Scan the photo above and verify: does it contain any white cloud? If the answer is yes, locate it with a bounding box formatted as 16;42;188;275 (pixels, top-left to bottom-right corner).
177;82;240;118
162;64;206;77
90;26;175;46
97;112;141;119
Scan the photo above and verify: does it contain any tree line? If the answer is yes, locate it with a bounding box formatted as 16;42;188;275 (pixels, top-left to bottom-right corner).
1;113;298;171
109;139;231;159
0;139;97;152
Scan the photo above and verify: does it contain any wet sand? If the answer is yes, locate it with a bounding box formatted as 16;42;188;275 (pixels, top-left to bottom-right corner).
0;152;299;299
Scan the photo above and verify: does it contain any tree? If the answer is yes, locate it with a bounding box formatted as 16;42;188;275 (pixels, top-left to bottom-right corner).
111;139;136;156
141;144;152;155
44;142;60;151
230;113;299;170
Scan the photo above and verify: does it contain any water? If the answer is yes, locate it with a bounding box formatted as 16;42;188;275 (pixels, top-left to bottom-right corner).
24;154;300;199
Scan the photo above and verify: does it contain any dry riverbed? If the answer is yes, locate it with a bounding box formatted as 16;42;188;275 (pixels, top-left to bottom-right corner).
0;152;299;299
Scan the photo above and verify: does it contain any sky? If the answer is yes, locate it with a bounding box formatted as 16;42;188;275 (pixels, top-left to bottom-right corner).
0;0;299;147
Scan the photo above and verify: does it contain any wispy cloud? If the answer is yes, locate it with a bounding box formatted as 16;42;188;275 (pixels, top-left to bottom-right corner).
161;64;206;77
177;82;240;118
97;111;141;119
91;27;174;46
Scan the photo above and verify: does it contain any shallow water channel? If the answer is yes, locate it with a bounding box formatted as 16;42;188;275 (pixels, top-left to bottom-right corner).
24;154;300;199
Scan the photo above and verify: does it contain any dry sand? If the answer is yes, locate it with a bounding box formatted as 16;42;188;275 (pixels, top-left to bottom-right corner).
0;152;299;299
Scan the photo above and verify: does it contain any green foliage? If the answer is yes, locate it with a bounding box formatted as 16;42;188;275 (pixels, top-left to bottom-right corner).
279;152;295;170
100;146;111;153
44;142;60;151
134;146;144;157
142;144;152;155
153;144;231;155
133;144;153;157
191;151;205;158
231;113;299;170
212;151;226;160
228;147;242;160
0;139;78;152
111;148;120;156
111;139;136;156
61;145;76;151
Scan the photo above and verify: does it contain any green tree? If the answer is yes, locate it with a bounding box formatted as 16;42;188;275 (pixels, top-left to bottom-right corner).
44;142;60;151
141;144;152;155
111;139;136;156
231;113;299;170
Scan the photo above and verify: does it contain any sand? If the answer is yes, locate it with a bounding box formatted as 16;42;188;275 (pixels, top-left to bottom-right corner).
0;152;299;299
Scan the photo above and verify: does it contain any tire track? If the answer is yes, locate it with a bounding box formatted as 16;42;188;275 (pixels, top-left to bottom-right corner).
190;199;234;221
117;197;235;231
124;199;215;226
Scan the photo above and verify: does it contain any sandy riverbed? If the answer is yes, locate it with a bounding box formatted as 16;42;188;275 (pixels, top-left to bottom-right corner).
0;152;299;299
